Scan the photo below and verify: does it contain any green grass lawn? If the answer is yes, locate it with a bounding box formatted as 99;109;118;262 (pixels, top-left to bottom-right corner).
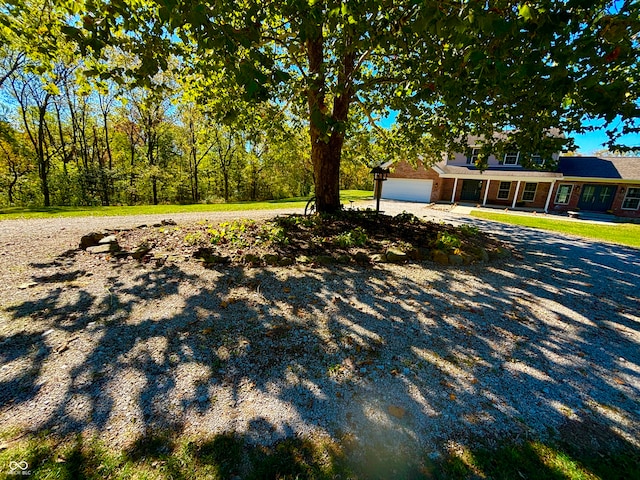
470;210;640;248
1;429;637;479
0;190;373;221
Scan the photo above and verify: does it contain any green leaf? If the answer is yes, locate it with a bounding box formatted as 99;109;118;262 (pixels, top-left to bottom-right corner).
519;4;533;21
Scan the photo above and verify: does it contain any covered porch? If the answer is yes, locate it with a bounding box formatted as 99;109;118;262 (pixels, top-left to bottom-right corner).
432;165;562;212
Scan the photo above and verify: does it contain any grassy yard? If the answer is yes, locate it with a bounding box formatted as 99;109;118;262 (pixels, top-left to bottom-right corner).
470;211;640;248
0;429;637;479
0;190;373;221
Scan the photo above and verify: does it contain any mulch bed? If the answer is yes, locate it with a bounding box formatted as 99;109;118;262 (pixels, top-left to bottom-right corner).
84;211;510;267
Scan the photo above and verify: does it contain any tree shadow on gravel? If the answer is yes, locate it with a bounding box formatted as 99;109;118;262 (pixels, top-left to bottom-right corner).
1;217;639;478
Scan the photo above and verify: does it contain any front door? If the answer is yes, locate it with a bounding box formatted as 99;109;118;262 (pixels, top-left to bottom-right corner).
577;184;616;211
460;180;482;202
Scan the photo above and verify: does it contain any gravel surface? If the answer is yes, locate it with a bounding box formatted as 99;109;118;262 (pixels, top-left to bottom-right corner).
1;201;639;460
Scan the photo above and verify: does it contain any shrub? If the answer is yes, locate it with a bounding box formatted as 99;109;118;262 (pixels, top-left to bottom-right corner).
277;215;319;229
394;211;421;224
334;227;368;248
207;219;256;246
257;222;289;245
436;231;461;251
184;232;204;245
458;224;479;236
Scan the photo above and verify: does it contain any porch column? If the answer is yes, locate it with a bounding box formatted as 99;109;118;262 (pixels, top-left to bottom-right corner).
451;178;459;204
482;179;491;206
511;181;522;209
544;180;556;213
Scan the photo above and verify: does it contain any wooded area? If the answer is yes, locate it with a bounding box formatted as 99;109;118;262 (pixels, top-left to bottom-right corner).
0;49;372;207
1;1;638;210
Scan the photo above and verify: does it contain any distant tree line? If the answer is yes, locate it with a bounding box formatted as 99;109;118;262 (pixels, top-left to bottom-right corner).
0;3;374;207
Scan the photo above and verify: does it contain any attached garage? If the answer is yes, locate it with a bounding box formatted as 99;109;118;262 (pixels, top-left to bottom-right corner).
382;178;433;203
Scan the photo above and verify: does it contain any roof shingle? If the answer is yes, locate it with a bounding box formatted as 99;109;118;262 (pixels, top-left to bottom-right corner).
558;156;640;181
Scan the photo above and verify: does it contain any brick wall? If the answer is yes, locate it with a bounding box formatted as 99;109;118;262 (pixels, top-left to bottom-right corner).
389;161;442;202
389;160;437;180
612;185;640;217
549;182;640;218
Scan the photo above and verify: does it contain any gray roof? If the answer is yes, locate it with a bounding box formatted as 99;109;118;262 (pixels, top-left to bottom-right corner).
435;161;562;178
558;156;640;181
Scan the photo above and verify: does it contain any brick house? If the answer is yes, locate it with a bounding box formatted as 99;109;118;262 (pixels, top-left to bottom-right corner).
383;152;640;219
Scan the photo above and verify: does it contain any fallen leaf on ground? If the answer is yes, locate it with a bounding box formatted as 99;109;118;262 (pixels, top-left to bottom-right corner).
388;405;406;419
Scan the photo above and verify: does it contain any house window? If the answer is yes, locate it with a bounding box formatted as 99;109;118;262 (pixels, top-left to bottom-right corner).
581;185;596;204
522;183;537;202
599;187;613;205
531;154;544;166
554;184;573;204
622;187;640;210
466;148;480;165
503;152;520;165
497;181;511;199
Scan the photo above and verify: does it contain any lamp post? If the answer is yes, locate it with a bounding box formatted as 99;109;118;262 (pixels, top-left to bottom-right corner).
370;165;390;214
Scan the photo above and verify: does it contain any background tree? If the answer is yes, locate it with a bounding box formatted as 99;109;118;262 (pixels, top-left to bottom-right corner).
0;122;32;204
8;67;60;206
210;124;240;203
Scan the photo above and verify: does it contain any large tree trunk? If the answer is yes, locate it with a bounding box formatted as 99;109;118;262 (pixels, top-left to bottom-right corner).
8;171;17;204
152;177;158;205
311;136;342;213
306;21;355;214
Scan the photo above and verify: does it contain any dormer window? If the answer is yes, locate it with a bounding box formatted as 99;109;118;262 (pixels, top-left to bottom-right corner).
503;152;520;165
531;154;544;166
466;148;480;165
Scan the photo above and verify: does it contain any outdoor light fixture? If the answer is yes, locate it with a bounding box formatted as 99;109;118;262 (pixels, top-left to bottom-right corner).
371;165;390;213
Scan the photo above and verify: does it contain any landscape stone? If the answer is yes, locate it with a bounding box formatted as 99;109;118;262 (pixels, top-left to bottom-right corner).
448;254;464;266
336;254;351;265
87;243;119;254
314;255;334;265
488;246;511;260
431;249;449;265
473;247;490;262
386;248;408;263
132;244;152;260
161;219;177;226
98;235;117;244
354;252;370;265
263;254;280;266
203;254;230;265
371;253;387;263
79;232;105;250
415;247;431;261
243;254;262;265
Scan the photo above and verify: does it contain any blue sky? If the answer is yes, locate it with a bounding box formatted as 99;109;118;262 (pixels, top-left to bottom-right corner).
569;126;639;155
379;112;639;155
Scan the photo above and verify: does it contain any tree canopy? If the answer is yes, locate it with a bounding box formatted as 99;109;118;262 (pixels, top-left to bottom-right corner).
3;0;640;211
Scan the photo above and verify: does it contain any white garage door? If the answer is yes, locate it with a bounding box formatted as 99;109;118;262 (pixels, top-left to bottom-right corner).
382;178;433;203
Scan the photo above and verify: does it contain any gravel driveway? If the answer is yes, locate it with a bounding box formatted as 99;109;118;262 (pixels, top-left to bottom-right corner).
1;201;638;462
